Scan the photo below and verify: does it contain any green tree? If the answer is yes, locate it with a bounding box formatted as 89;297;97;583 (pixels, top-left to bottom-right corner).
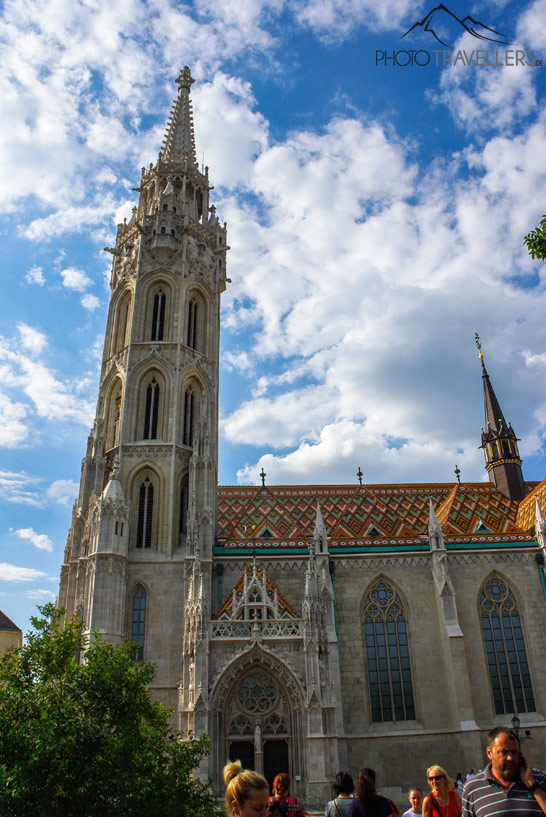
0;604;217;817
524;212;546;260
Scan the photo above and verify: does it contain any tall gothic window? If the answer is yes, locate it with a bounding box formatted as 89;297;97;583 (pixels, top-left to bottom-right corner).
179;477;189;535
150;290;166;341
143;378;159;439
480;576;535;715
363;580;415;722
187;297;198;350
112;292;131;354
183;387;195;447
136;478;154;549
113;390;121;447
132;586;146;660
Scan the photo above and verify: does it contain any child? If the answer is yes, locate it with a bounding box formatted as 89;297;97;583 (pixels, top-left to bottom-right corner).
402;788;423;817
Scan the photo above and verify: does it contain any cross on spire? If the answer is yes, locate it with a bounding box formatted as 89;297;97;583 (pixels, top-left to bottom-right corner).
357;466;363;486
454;464;461;485
260;468;266;487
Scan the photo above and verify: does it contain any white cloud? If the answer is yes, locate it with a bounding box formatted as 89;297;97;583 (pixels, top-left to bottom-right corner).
25;265;45;285
13;527;54;553
0;394;28;448
18;323;47;356
80;293;101;311
60;267;92;292
47;479;79;505
0;563;48;582
0;470;43;506
25;588;57;600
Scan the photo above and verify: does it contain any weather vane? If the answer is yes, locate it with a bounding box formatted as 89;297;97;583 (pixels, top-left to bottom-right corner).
357;466;363;486
260;468;266;488
475;332;483;360
454;464;461;485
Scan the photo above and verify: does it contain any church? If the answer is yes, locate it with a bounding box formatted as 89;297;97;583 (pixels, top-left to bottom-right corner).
57;68;546;804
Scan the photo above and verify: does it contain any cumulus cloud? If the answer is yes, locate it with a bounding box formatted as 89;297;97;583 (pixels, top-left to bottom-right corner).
25;588;57;600
18;324;47;356
60;267;92;292
12;527;54;553
80;293;101;311
0;394;28;448
47;479;79;505
0;563;48;582
25;265;45;285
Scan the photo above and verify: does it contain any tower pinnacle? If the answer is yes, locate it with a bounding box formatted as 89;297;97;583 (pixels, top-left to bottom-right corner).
476;334;525;502
161;66;197;165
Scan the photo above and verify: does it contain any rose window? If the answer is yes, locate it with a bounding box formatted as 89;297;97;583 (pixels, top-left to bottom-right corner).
237;672;277;714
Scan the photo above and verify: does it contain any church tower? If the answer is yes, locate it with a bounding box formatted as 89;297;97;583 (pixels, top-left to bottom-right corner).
476;335;525;502
58;68;228;710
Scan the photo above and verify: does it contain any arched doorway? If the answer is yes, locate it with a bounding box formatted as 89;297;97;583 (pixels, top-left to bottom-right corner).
225;670;294;791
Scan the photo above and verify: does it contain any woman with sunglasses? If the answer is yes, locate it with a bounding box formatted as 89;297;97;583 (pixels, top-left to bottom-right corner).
423;766;461;817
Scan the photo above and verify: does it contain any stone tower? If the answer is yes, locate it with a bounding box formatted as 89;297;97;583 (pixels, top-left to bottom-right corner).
476;335;525;502
58;67;228;714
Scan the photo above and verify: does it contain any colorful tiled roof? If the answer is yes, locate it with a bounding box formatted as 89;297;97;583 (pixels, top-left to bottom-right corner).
517;478;546;532
216;483;538;550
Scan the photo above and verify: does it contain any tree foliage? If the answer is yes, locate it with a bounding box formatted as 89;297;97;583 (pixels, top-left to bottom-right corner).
524;212;546;261
0;605;217;817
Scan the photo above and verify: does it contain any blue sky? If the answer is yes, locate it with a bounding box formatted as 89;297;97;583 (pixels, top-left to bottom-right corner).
1;0;545;634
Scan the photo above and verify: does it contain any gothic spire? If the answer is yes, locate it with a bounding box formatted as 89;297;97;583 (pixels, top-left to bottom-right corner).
475;334;525;502
160;67;197;165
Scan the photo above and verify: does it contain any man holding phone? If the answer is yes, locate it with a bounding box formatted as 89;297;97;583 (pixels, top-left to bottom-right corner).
462;727;546;817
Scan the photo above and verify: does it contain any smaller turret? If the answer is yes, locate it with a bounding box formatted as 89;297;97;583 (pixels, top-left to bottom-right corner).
475;334;525;502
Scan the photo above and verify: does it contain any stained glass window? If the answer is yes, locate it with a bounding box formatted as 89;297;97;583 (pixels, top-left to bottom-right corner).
363;580;415;722
237;673;277;714
132;586;146;660
480;576;535;715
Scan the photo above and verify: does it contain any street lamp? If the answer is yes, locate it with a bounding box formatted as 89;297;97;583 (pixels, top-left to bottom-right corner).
511;714;521;736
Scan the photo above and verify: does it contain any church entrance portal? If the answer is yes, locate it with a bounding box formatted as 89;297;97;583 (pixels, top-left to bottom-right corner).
264;739;289;791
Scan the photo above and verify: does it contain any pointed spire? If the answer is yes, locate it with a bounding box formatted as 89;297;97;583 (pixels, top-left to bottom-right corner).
475;333;525;502
314;501;327;538
476;333;508;435
428;498;445;551
160;67;197;165
536;498;546;551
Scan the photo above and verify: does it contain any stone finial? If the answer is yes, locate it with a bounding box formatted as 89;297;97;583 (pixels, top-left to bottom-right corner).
176;66;195;89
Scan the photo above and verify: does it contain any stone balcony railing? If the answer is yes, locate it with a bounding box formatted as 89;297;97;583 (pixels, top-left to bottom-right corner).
210;618;302;639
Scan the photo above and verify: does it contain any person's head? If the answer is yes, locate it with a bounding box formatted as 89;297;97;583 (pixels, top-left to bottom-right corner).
224;760;269;817
456;773;462;781
333;772;354;797
356;768;377;802
426;766;453;795
387;798;401;817
408;787;423;812
272;773;291;805
486;727;521;784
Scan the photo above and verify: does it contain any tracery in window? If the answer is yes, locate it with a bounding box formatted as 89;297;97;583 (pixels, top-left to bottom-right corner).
480;576;535;715
363;579;415;722
237;673;277;714
136;478;154;549
132;586;146;660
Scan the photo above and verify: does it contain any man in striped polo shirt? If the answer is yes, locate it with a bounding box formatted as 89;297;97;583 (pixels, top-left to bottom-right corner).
462;727;546;817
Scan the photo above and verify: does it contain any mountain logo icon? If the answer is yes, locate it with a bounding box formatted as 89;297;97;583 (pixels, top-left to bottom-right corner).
401;4;513;49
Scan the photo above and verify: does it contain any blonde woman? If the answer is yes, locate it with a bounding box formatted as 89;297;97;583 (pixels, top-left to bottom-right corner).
224;760;269;817
423;766;461;817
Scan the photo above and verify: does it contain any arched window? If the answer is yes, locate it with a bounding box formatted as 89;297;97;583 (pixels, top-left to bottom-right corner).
143;378;159;439
179;477;189;536
112;292;132;354
187;297;198;350
150;290;166;341
363;580;415;722
182;386;195;447
113;390;121;447
136;478;154;549
132;586;146;660
480;576;535;715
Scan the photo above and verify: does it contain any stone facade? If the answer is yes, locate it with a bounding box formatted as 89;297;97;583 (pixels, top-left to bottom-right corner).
57;69;546;806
